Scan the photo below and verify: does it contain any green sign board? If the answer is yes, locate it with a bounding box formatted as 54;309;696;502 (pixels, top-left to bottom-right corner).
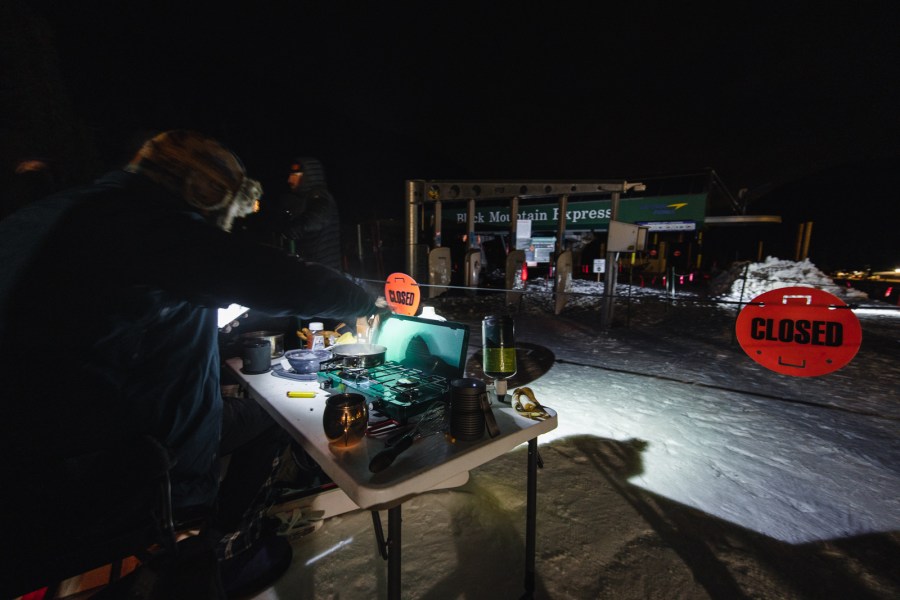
439;193;707;230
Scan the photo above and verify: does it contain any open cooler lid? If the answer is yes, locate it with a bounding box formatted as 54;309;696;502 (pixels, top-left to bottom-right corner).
373;313;470;380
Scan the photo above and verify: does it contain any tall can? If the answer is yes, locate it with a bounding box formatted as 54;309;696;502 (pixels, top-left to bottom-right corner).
482;315;517;400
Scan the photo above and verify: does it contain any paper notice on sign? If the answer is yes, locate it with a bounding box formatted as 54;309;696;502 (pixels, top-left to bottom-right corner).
517;219;532;239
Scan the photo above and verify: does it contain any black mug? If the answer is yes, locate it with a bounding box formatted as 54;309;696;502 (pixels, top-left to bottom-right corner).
241;339;272;374
449;378;487;441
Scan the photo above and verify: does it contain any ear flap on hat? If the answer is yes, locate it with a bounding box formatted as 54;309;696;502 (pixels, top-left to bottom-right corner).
212;177;263;232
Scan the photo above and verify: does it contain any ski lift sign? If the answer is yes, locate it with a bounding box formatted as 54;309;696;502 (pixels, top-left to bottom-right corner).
735;287;862;377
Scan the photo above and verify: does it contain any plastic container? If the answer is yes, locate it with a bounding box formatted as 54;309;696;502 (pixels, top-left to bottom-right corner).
308;321;326;350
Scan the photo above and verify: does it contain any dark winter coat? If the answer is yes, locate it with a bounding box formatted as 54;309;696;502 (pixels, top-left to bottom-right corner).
0;170;376;510
278;157;342;270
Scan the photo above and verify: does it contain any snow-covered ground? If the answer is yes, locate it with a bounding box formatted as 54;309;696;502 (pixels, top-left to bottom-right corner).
253;258;899;599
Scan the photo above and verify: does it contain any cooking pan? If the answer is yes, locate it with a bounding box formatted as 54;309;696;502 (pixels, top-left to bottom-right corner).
330;343;386;369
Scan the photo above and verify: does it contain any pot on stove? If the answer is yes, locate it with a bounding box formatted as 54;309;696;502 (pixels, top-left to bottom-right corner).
330;343;386;369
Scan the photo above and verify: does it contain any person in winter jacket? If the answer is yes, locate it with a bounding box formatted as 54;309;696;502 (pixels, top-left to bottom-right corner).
0;130;378;596
277;156;343;270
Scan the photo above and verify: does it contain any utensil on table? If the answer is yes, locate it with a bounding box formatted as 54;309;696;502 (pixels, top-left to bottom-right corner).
368;402;448;473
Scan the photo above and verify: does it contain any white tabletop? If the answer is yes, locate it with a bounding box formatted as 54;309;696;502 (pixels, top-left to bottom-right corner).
224;357;558;510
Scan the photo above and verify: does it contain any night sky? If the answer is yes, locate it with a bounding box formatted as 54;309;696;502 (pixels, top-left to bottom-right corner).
5;2;899;267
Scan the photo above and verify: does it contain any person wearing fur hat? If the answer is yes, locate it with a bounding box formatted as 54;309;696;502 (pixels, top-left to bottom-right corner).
0;130;379;597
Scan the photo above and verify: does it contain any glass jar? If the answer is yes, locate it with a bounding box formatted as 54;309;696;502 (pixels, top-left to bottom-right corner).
482;315;517;397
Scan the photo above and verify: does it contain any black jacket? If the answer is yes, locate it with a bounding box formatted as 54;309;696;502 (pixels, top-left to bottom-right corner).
278;158;342;270
0;170;376;509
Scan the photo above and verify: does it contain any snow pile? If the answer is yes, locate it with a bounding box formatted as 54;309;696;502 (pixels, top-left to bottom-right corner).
514;275;695;312
503;257;866;315
711;256;869;306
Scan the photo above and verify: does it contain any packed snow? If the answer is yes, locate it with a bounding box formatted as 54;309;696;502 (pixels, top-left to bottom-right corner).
249;258;898;599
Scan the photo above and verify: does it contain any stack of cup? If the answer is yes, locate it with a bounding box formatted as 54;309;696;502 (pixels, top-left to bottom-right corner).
449;378;486;441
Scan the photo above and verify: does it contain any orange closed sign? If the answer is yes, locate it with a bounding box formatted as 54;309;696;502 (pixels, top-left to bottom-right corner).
735;286;862;377
384;272;420;316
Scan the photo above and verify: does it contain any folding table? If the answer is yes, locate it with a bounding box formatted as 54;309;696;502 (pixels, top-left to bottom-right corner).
225;357;557;599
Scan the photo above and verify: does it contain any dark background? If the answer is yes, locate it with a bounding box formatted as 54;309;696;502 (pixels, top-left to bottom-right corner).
3;1;898;270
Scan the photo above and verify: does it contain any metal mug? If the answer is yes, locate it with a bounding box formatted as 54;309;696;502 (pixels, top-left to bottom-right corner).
241;339;272;374
322;393;369;447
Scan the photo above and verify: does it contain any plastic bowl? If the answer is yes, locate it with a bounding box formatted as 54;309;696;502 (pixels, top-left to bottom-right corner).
283;348;333;374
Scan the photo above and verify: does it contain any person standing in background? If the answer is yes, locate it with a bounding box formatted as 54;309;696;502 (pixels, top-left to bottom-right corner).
278;157;343;270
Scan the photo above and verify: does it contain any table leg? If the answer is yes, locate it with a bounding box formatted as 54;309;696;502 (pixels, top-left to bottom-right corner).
388;505;402;600
524;437;538;598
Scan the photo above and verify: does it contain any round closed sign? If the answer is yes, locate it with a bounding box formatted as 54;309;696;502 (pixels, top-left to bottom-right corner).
735;286;862;377
384;272;420;316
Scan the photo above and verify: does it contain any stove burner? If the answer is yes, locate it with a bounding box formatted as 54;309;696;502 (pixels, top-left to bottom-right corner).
397;388;421;402
339;368;369;381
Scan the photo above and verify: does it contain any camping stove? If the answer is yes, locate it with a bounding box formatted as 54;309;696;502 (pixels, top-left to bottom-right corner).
318;360;451;422
272;313;470;422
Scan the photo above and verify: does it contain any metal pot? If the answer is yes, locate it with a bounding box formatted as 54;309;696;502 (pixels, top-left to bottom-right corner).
330;343;387;369
240;330;284;358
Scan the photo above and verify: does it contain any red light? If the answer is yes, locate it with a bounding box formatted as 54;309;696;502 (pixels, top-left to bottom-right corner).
521;263;528;282
886;286;893;298
679;275;685;285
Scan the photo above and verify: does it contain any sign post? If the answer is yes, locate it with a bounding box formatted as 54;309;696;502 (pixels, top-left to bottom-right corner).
735;287;862;377
593;258;606;282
